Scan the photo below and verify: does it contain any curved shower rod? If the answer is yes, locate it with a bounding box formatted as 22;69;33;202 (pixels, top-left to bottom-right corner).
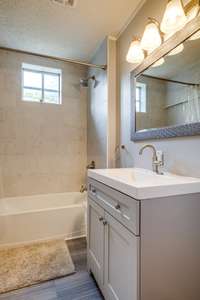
0;46;107;70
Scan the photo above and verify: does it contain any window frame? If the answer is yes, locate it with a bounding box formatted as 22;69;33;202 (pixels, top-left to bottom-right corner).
22;64;62;105
136;82;146;113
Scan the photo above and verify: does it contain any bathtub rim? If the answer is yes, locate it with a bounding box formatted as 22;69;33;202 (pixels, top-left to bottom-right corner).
0;233;86;249
0;191;87;216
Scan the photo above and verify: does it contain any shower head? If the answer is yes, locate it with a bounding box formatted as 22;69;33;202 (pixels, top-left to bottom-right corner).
80;78;89;87
80;75;96;87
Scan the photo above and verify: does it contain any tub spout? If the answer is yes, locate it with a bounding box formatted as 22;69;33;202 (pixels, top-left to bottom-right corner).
87;161;95;169
80;184;87;193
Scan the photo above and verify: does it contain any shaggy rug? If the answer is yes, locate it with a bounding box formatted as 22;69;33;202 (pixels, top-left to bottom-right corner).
0;239;75;294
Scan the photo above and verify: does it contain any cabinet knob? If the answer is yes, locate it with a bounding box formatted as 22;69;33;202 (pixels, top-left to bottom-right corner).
91;188;96;194
103;220;107;226
115;203;121;210
99;217;104;222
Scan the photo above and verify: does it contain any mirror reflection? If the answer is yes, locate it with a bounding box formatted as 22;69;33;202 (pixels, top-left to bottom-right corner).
135;30;200;132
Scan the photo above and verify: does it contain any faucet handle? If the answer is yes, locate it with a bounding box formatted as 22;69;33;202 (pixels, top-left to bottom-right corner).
156;150;164;166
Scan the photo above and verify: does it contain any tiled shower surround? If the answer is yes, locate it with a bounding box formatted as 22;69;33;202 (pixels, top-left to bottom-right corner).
0;49;87;197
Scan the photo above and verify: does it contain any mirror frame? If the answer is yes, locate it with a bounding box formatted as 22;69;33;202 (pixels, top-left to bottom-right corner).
131;14;200;141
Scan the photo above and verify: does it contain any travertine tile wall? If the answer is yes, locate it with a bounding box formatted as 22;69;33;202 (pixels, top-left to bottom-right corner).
166;83;200;126
136;76;166;131
0;49;87;197
165;60;200;126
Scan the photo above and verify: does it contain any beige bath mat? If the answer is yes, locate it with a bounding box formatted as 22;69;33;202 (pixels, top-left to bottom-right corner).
0;239;75;294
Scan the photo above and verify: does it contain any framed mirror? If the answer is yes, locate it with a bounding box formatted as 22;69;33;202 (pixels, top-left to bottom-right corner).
131;15;200;141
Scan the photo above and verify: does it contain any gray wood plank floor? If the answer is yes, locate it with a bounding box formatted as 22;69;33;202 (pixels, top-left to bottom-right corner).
0;238;104;300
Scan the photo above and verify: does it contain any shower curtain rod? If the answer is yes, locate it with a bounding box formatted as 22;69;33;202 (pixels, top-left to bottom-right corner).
141;74;199;86
0;46;107;70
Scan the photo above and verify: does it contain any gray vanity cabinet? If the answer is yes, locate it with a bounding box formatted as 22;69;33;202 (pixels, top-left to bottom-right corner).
87;198;105;289
88;169;200;300
104;212;139;300
87;178;139;300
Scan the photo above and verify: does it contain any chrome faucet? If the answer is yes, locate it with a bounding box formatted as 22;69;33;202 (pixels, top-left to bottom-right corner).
139;144;164;175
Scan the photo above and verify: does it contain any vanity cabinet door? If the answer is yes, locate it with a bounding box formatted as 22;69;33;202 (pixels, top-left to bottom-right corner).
104;212;139;300
87;198;105;289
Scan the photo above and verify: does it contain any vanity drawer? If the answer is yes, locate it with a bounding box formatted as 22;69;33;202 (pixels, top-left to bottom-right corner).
88;178;140;236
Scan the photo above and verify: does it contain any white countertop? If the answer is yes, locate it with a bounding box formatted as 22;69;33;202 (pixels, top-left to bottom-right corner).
88;168;200;200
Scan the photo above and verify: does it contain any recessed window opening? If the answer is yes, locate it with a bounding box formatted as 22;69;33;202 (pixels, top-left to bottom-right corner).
22;63;62;104
136;82;146;113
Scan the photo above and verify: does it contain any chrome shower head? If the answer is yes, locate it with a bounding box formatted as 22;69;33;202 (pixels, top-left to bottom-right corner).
80;78;89;87
80;75;96;87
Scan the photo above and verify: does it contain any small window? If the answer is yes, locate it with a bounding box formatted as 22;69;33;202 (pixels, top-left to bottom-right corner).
136;82;146;113
22;63;62;104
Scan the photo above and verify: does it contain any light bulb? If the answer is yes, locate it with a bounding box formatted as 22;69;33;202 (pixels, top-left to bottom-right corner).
167;43;184;56
152;58;165;67
126;39;145;64
189;30;200;40
141;19;162;52
160;0;187;35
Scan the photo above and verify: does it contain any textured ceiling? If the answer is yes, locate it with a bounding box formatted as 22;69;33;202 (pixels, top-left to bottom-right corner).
0;0;142;61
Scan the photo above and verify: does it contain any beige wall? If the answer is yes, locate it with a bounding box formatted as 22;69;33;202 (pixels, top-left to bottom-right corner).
0;49;87;197
118;0;200;177
87;40;108;168
0;167;3;198
87;37;117;169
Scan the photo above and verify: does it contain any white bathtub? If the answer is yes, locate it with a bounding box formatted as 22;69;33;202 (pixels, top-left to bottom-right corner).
0;192;87;246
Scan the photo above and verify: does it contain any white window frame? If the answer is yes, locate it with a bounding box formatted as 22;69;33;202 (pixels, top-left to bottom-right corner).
136;82;146;113
22;63;62;104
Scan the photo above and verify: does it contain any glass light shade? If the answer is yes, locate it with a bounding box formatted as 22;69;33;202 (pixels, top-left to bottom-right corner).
152;58;165;67
126;40;145;64
167;43;184;56
189;30;200;40
186;4;199;22
160;0;187;34
141;20;162;52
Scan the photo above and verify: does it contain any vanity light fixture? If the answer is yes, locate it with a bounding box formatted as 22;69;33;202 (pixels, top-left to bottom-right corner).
167;43;184;55
126;39;145;64
141;18;162;52
126;0;199;65
160;0;187;35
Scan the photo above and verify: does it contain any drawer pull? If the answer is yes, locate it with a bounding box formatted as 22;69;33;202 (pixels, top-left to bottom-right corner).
91;188;96;194
115;204;121;210
103;220;107;226
99;217;104;222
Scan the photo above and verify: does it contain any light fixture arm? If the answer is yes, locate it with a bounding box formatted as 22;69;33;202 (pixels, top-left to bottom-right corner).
147;17;160;27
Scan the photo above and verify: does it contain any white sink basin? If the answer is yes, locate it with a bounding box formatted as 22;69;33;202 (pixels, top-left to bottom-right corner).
88;168;200;199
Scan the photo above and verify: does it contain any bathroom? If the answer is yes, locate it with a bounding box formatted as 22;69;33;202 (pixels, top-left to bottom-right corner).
0;0;200;299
